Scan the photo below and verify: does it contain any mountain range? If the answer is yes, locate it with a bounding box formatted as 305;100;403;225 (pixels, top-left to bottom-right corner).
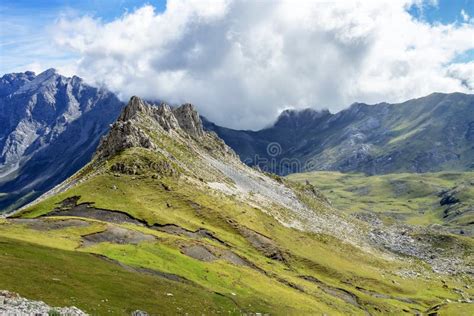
0;69;123;212
204;92;474;175
1;96;471;314
1;69;473;212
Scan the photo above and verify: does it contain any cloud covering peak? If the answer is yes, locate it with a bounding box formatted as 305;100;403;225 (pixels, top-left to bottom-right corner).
54;0;474;129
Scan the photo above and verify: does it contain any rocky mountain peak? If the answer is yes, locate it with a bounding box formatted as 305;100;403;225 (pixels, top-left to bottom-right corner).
155;103;180;131
116;97;204;137
96;97;208;160
0;71;36;97
118;96;147;122
0;70;123;211
273;108;331;129
172;103;204;138
14;68;62;95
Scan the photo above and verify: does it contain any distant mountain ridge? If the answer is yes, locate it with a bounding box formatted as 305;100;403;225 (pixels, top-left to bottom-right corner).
6;96;471;314
0;69;123;212
1;69;473;211
204;92;474;175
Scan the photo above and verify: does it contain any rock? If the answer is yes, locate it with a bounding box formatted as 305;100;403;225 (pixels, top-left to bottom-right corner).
96;120;156;159
131;310;149;316
181;244;217;261
155;103;180;131
172;103;204;138
440;194;460;206
0;290;87;315
95;97;208;161
118;96;147;121
0;69;123;211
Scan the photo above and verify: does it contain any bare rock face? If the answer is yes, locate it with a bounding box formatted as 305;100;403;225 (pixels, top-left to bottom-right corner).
172;103;204;138
118;96;147;122
97;96;157;158
0;69;123;212
96;121;156;159
96;97;206;160
154;103;180;131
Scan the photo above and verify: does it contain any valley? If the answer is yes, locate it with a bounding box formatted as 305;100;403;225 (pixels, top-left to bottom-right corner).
1;1;473;314
0;97;472;315
288;171;474;236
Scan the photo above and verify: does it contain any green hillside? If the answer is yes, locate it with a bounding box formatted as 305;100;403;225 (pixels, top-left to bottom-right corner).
287;171;474;235
1;97;472;315
206;92;474;175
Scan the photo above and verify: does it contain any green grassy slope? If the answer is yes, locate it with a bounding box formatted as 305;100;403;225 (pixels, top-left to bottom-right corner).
1;98;473;315
0;236;236;315
4;170;473;315
287;171;474;233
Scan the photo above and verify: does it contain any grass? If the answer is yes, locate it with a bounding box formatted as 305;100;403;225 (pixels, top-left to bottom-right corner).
0;219;105;250
3;107;473;315
438;303;474;316
9;169;473;314
85;242;340;315
0;236;237;315
287;171;474;228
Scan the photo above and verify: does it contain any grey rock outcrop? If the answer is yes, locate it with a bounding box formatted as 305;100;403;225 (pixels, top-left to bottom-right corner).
96;121;156;159
0;290;87;315
118;96;147;121
96;97;206;160
0;69;123;212
173;103;204;138
155;103;180;131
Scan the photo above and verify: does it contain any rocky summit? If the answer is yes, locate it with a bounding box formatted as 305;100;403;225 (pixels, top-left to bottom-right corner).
1;96;472;315
0;69;123;212
96;97;205;160
204;92;474;175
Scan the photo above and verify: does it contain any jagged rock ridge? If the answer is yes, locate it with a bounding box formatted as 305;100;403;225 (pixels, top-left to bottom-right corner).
204;92;474;175
5;94;472;314
96;96;206;160
0;69;123;212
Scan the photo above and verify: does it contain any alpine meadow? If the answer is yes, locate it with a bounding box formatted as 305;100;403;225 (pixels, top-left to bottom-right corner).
0;1;473;315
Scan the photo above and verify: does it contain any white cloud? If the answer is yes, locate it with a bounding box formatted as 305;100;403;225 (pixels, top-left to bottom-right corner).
447;61;474;89
53;0;474;129
461;9;471;23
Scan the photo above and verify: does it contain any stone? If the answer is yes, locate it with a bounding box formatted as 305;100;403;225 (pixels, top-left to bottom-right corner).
0;290;87;315
172;103;204;138
95;97;208;161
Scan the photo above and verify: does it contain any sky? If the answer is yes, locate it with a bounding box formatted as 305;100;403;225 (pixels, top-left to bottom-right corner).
0;0;473;130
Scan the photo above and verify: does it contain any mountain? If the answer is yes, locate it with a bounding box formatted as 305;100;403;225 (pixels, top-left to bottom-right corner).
204;92;474;175
2;97;472;314
0;69;123;212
